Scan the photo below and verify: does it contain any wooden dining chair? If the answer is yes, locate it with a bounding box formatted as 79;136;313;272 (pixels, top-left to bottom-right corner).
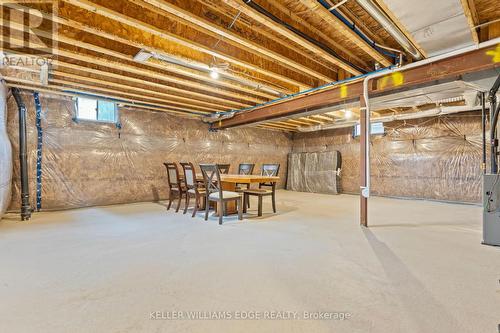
163;162;186;213
200;164;243;225
216;164;231;174
243;164;280;217
180;162;206;217
236;163;255;208
236;163;255;190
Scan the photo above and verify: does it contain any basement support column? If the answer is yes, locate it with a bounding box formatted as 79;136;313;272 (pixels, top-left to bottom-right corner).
360;96;368;227
11;88;31;221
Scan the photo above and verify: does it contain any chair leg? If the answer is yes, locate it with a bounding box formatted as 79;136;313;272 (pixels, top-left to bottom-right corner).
246;185;250;208
219;200;223;225
272;191;277;213
176;191;182;213
243;194;247;213
238;198;243;221
167;190;173;210
258;196;263;217
204;197;209;221
184;193;190;214
192;195;198;218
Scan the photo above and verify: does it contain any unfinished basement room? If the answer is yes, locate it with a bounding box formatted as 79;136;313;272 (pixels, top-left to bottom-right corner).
0;0;499;332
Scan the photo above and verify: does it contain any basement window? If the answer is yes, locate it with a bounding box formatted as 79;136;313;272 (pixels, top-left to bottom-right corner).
75;97;118;123
353;122;385;137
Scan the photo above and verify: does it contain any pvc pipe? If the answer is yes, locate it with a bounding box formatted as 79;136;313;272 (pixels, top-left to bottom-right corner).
296;105;483;132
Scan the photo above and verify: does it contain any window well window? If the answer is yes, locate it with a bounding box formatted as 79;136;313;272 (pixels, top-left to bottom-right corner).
76;97;118;123
353;122;385;137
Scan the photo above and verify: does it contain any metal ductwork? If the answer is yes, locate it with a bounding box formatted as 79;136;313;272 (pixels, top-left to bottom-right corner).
355;0;422;60
201;112;236;124
11;88;31;221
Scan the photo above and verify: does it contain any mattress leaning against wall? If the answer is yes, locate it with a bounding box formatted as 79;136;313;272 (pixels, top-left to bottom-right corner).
0;81;12;219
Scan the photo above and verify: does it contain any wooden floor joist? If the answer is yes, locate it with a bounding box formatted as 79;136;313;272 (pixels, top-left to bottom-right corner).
2;20;269;105
297;0;392;67
62;0;312;91
223;0;364;76
4;81;211;116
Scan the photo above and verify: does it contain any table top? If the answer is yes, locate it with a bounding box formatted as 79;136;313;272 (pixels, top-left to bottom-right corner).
220;174;280;184
181;174;279;184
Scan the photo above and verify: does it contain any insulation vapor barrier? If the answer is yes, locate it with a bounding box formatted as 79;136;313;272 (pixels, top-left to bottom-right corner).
292;113;484;203
6;92;292;211
287;151;342;194
0;82;12;219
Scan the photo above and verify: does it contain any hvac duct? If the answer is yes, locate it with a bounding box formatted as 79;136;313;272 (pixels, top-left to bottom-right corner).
354;0;422;60
0;81;12;220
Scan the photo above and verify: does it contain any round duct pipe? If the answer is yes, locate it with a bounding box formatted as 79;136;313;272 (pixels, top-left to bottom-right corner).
355;0;422;60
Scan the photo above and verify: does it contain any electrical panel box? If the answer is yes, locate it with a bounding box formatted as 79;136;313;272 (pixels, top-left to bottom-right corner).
483;174;500;246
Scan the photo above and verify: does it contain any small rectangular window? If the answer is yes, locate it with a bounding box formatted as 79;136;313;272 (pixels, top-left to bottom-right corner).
76;97;118;123
354;122;385;137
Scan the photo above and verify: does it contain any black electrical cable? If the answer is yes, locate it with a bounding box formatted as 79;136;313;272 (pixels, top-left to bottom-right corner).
242;0;367;74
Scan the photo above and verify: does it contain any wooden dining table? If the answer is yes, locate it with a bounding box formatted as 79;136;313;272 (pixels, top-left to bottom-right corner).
186;174;280;216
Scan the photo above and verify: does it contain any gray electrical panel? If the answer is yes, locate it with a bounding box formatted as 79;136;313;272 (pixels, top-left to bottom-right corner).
482;174;500;246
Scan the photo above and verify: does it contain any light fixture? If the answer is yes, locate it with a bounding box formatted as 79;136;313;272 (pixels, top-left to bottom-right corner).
210;68;219;79
344;109;353;119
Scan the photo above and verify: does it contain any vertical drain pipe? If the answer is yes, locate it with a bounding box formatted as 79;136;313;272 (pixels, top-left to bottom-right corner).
11;88;31;221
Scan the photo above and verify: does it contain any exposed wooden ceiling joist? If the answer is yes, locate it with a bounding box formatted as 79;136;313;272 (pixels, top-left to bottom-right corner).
297;0;392;67
223;0;365;76
134;0;338;83
62;0;311;91
461;0;480;43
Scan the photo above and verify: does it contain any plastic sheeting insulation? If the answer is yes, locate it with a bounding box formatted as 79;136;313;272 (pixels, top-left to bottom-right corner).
287;151;342;194
293;112;484;203
0;81;12;219
6;93;292;211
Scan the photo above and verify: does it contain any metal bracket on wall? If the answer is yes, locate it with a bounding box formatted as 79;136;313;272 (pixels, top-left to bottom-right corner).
33;92;43;211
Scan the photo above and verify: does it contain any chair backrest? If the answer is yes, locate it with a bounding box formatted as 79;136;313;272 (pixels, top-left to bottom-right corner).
238;163;255;175
180;162;196;189
163;162;181;189
200;164;222;197
217;164;231;174
261;164;280;177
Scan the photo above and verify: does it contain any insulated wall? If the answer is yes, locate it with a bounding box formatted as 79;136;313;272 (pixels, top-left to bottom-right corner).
0;81;12;219
7;92;292;211
292;113;483;203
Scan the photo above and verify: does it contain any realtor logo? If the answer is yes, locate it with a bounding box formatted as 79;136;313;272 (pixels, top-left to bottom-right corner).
0;1;58;56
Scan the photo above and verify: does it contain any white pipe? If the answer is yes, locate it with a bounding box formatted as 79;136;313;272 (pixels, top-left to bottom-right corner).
329;0;348;11
360;37;500;198
355;0;422;59
297;105;482;132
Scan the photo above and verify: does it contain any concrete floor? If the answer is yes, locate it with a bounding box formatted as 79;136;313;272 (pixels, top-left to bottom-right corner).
0;190;498;333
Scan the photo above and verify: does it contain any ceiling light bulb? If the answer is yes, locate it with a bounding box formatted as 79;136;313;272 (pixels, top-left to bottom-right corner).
345;110;353;119
210;69;219;79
